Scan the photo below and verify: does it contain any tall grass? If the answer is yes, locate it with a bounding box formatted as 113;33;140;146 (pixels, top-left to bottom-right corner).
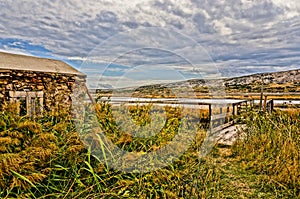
233;110;300;196
0;102;221;198
0;101;299;198
0;102;85;198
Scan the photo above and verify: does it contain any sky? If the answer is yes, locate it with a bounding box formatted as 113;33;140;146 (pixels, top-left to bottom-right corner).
1;0;300;88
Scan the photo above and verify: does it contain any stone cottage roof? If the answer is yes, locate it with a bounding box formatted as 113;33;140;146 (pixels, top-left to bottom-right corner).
0;51;86;77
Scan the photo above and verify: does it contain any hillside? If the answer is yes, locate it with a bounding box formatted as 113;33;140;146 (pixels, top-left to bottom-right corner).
223;69;300;93
96;69;300;98
225;69;300;85
176;69;300;94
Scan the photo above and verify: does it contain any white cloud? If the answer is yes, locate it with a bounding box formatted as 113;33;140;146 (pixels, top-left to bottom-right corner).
0;0;299;80
67;56;88;61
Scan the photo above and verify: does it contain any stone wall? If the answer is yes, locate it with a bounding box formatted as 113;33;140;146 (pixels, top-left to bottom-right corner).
0;69;86;112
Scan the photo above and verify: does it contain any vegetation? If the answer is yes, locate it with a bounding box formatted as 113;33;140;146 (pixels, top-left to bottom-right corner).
0;102;299;198
233;109;300;196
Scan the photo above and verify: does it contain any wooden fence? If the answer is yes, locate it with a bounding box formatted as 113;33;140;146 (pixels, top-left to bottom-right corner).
208;100;249;133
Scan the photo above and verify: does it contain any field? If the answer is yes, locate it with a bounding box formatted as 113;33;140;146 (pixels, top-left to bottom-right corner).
0;101;299;198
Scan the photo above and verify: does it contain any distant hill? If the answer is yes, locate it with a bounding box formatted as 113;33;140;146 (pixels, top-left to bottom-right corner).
225;69;300;86
185;69;300;93
224;69;300;93
96;69;300;98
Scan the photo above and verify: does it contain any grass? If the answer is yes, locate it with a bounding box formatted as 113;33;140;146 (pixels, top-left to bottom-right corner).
0;101;299;198
232;110;300;197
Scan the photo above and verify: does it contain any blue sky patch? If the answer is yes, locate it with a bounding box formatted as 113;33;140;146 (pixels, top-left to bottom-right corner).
0;38;52;57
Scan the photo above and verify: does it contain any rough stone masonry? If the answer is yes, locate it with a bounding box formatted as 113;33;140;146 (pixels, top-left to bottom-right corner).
0;52;86;115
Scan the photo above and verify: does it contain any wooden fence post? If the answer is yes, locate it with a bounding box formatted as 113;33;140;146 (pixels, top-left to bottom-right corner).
270;99;274;113
259;83;264;111
263;95;268;113
209;104;212;131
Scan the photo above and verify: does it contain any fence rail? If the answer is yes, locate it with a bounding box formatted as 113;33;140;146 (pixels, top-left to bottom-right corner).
94;95;280;133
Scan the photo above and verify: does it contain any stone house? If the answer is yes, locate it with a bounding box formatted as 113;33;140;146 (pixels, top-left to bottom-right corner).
0;52;86;116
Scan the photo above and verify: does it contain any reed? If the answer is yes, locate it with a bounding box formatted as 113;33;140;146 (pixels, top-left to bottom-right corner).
0;101;299;198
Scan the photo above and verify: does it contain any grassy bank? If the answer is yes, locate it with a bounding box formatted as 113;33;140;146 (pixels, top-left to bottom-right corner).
0;102;299;198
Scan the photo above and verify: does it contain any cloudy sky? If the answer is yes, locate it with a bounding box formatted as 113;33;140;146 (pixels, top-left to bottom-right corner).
1;0;300;88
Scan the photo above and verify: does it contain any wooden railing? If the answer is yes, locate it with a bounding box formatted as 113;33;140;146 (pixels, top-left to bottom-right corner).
208;100;250;133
